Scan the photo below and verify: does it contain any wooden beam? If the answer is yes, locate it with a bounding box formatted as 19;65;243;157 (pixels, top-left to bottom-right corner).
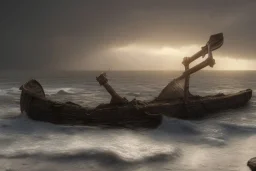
96;73;128;104
183;60;190;103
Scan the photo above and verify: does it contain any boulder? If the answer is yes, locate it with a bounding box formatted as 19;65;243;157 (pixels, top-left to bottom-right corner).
248;157;256;171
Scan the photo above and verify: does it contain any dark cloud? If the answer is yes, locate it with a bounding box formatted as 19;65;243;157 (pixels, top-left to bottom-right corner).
0;0;256;70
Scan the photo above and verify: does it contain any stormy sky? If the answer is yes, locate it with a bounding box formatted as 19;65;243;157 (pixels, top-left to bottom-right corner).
1;0;256;70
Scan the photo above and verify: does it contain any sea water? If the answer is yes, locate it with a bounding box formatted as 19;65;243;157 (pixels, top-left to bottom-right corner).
0;71;255;171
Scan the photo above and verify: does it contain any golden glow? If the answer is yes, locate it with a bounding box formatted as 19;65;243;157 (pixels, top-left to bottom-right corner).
108;44;200;70
75;44;256;70
213;57;255;70
108;44;256;70
113;44;200;57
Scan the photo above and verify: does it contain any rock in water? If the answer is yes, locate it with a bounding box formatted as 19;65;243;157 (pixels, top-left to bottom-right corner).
57;90;70;95
248;157;256;171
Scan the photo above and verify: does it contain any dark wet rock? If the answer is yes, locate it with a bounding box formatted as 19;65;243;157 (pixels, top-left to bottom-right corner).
57;90;70;95
248;157;256;171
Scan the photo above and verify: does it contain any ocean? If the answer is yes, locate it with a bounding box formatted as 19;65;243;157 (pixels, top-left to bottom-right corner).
0;70;255;171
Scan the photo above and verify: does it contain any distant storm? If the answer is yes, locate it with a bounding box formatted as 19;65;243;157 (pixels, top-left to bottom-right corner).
1;0;256;70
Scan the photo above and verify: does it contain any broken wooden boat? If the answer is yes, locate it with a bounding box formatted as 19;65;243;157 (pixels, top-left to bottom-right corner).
19;79;162;128
19;33;252;127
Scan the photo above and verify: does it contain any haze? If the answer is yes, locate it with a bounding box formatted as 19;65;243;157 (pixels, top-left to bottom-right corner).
1;0;256;71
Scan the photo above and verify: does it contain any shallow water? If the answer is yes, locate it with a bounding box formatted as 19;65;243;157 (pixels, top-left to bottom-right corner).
0;71;255;171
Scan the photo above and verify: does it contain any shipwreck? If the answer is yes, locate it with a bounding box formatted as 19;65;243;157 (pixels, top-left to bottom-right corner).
20;33;252;128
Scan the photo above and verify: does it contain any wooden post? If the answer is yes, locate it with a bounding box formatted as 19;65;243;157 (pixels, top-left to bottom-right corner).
182;57;190;103
157;33;223;101
184;65;190;103
96;73;128;104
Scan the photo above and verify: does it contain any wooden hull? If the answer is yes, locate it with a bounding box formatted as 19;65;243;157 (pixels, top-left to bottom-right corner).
20;79;252;128
146;89;252;119
20;80;162;128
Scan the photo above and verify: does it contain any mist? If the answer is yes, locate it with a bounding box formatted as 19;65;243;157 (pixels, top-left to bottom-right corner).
1;0;256;70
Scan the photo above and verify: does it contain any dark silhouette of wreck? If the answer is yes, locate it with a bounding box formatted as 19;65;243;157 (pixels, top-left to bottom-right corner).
19;33;252;128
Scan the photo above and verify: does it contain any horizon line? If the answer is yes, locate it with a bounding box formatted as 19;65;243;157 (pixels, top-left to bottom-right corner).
2;69;256;72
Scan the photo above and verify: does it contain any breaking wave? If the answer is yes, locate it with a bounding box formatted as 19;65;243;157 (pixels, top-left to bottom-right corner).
0;148;181;164
218;122;256;134
45;88;85;96
0;116;181;164
0;87;20;96
126;92;141;97
56;89;73;95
